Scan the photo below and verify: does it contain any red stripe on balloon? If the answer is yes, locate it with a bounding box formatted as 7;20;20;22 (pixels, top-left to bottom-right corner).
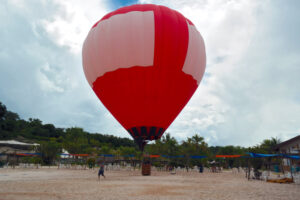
152;6;189;129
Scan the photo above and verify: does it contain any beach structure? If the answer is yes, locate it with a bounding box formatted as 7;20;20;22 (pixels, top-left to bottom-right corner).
274;135;300;172
0;140;39;165
275;135;300;154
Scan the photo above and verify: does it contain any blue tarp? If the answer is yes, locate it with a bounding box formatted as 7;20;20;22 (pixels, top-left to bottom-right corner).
249;153;279;158
122;155;135;157
248;153;300;159
99;154;115;157
282;154;300;160
190;155;207;159
161;155;184;158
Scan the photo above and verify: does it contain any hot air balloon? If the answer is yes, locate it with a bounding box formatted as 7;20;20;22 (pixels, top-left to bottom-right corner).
82;4;206;151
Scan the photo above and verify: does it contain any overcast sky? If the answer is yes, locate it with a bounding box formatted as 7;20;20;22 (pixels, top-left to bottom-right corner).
0;0;299;146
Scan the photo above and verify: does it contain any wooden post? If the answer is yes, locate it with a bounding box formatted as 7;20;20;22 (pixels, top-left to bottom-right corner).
289;158;294;182
280;157;285;176
287;149;294;182
247;158;250;180
280;151;285;176
13;151;16;169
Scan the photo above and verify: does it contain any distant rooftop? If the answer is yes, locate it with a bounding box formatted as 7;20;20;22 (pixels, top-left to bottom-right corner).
0;140;39;146
275;135;300;149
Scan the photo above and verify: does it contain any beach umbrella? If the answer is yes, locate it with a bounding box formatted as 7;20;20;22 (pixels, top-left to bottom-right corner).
82;4;206;150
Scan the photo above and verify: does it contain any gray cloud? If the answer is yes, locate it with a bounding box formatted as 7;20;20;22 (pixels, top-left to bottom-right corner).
212;1;300;146
142;0;300;146
0;1;127;136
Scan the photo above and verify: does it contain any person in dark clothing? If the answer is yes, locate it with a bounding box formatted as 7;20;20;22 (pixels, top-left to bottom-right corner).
199;164;204;173
98;163;105;180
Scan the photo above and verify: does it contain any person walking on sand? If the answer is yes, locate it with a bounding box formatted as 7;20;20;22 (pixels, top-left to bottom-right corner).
98;163;105;180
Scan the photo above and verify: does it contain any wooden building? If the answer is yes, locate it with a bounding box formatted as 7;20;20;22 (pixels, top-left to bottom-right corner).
275;135;300;172
0;140;39;165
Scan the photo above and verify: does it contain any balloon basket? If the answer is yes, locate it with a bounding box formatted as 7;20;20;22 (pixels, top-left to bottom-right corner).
142;154;151;176
142;163;151;176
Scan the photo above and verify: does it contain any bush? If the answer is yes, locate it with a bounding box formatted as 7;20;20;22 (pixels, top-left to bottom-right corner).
38;141;61;165
87;158;96;168
0;160;5;168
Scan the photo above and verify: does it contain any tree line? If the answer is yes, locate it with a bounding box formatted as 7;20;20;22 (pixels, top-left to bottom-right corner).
0;101;281;168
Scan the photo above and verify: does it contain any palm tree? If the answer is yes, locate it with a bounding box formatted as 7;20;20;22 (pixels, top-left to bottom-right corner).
260;137;281;153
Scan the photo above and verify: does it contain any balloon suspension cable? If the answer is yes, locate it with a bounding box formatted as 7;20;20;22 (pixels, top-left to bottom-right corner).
135;138;148;152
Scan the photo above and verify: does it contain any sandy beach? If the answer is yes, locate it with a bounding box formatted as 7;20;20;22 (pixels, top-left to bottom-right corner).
0;168;299;200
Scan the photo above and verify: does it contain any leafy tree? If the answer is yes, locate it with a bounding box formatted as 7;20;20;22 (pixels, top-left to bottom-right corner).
260;137;281;153
99;144;112;155
258;137;282;171
119;146;137;157
119;146;140;167
161;133;178;156
28;118;42;127
0;101;288;170
38;141;62;165
0;101;136;149
0;102;7;119
145;139;164;154
63;128;89;153
180;134;209;169
87;158;96;168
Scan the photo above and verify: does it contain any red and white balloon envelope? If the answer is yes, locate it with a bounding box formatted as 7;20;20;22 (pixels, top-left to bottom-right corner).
82;4;206;151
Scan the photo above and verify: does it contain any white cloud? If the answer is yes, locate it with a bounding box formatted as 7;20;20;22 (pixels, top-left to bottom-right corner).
0;0;123;137
41;0;109;54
